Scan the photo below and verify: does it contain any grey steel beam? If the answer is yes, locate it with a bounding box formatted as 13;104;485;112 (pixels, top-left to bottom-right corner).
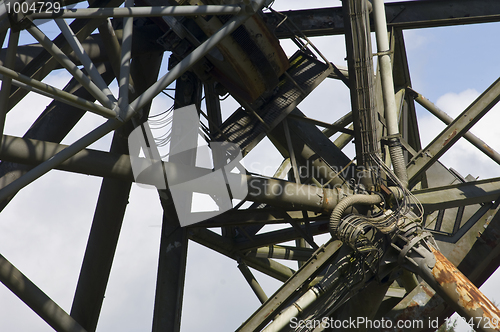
0;5;260;203
321;111;353;138
0;29;19;146
152;70;201;332
333;123;354;150
0;133;350;213
236;221;329;251
0;62;116;212
189;227;295;282
70;48;163;332
0;254;88;332
0;65;116;118
97;19;136;95
30;4;243;19
408;87;500;166
412;177;500;212
7;133;500;217
0;25;165;73
193;209;293;227
267;0;500;38
118;0;134;113
391;30;422;163
236;240;343;332
287;113;354;135
7;0;125;111
55;19;116;105
26;24;115;109
407;76;500;188
343;0;379;167
238;262;268;304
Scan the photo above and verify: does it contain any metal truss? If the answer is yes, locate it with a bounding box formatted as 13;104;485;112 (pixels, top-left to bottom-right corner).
1;1;500;332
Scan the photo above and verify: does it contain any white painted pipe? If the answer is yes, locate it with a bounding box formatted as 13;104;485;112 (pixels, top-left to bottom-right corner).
372;0;408;187
262;287;321;332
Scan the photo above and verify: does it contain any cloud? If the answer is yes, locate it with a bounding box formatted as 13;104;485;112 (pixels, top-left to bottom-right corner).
418;89;500;180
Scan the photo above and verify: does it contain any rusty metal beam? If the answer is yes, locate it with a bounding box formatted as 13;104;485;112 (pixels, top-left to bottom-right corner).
428;247;500;332
385;202;500;330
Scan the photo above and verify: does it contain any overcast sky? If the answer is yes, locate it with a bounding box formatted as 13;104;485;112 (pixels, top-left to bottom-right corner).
0;1;500;332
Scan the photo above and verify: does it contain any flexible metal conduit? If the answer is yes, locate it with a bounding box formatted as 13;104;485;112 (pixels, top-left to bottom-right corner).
329;194;383;237
372;0;408;188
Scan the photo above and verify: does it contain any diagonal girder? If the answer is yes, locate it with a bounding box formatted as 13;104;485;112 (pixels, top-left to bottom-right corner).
407;76;500;188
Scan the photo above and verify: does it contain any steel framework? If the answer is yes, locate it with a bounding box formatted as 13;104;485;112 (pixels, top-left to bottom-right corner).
1;0;500;331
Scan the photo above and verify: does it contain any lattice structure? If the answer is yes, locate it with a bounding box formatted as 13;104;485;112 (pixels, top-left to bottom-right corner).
1;1;500;332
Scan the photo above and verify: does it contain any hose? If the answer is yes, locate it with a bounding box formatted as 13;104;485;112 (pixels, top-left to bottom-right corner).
389;143;409;188
329;194;383;237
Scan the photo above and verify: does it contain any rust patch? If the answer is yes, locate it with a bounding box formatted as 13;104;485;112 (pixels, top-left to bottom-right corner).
483;143;495;155
443;129;458;146
430;247;500;323
422;285;436;299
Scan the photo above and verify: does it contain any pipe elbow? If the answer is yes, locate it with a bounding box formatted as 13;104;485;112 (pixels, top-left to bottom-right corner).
329;194;383;238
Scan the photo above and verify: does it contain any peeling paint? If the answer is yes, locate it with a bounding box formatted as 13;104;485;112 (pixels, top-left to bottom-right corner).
431;247;500;330
443;129;457;146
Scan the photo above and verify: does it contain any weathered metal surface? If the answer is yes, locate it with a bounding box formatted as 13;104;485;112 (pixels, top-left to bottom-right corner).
385;204;500;332
430;247;500;332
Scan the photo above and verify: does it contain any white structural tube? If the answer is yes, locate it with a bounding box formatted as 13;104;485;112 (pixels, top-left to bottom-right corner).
372;0;408;187
262;287;321;332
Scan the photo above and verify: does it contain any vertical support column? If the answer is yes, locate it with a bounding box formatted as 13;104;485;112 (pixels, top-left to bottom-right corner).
70;51;163;331
152;69;202;332
342;0;379;169
0;30;19;146
204;81;234;237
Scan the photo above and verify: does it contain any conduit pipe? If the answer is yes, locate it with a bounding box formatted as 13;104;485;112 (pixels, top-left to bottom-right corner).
372;0;408;187
328;194;383;237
